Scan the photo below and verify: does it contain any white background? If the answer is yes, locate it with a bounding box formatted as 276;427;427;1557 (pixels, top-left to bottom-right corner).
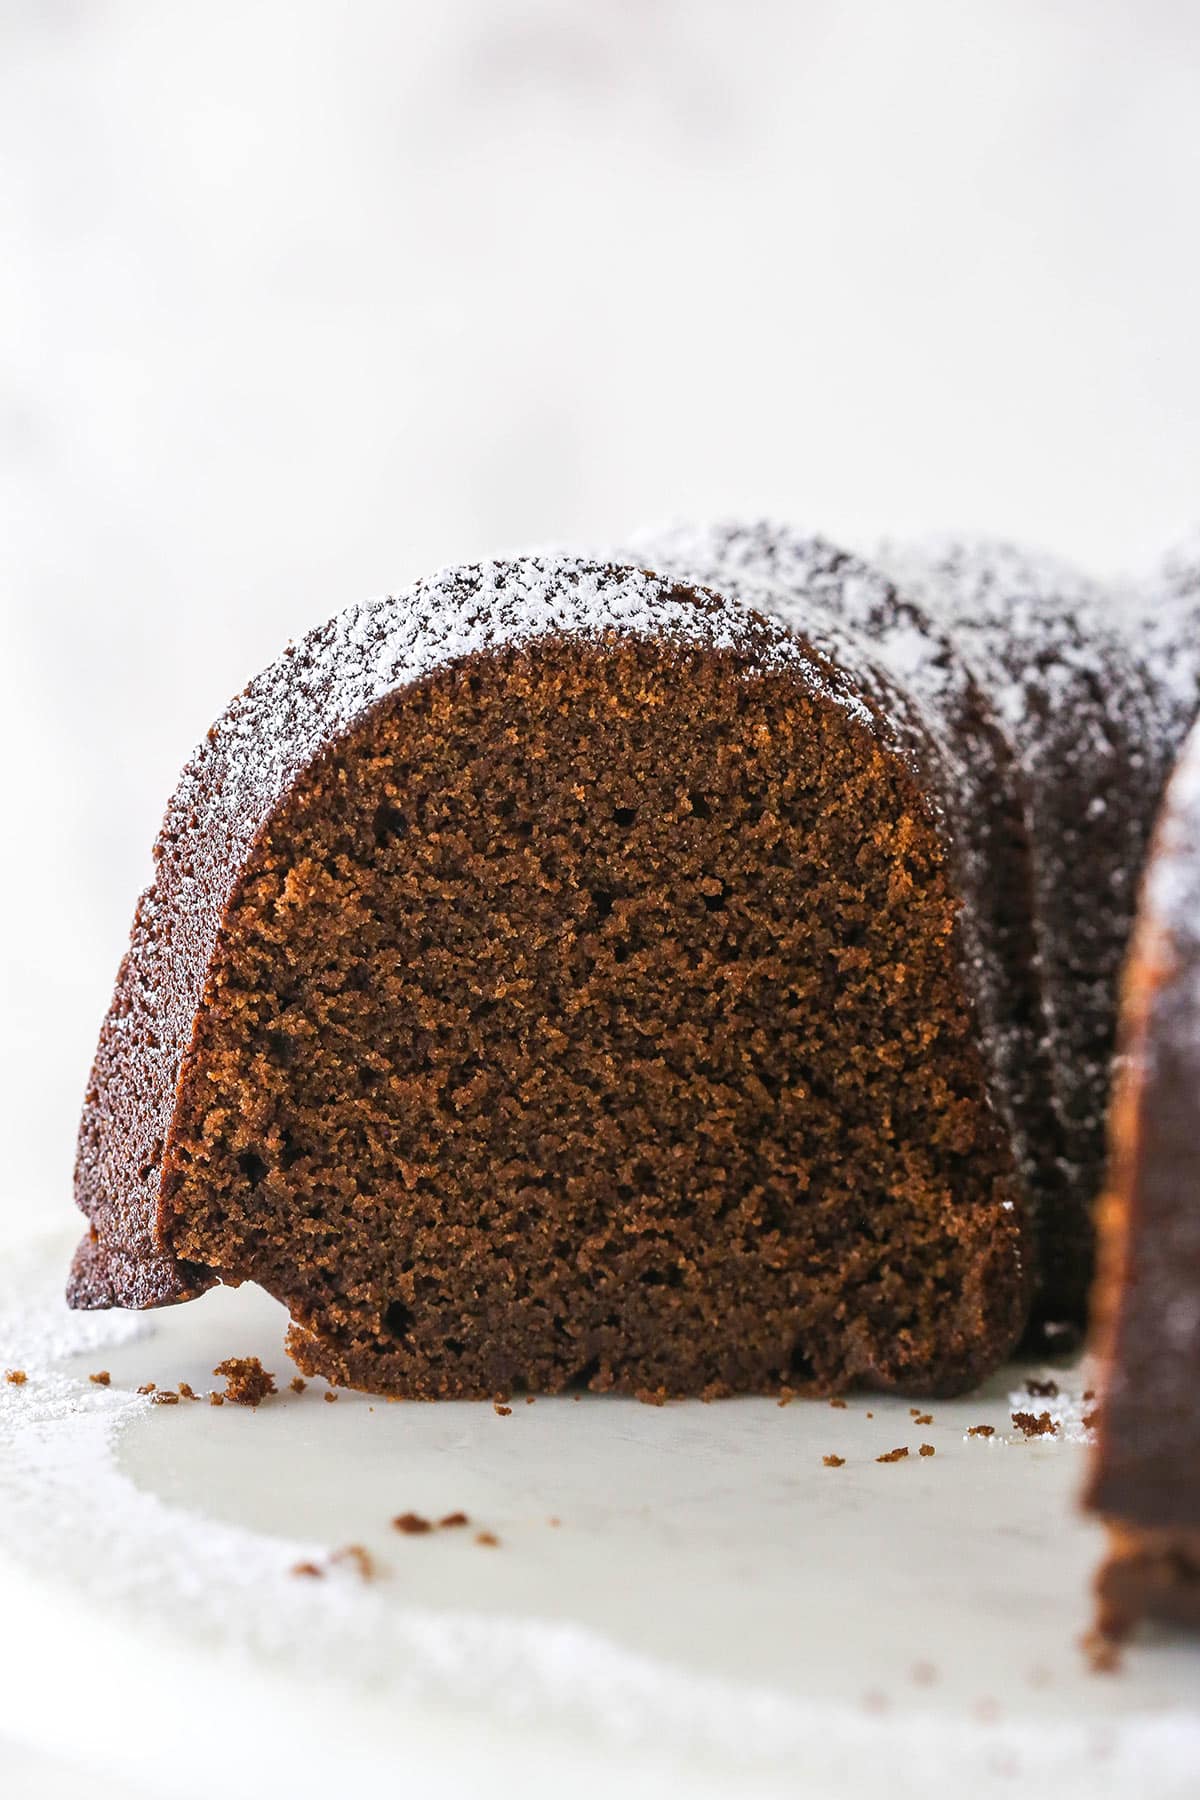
1;7;1199;1789
3;0;1199;1253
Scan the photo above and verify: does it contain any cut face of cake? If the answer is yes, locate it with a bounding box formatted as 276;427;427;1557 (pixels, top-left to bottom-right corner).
1086;718;1200;1636
70;556;1026;1398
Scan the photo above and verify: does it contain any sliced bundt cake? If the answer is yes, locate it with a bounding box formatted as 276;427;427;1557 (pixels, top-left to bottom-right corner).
70;555;1027;1398
1086;718;1200;1636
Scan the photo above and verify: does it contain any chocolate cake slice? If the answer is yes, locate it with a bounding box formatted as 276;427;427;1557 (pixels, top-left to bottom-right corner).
1086;719;1200;1635
70;555;1026;1398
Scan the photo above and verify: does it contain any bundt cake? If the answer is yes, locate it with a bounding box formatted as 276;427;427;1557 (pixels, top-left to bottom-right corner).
69;555;1028;1398
1085;716;1200;1637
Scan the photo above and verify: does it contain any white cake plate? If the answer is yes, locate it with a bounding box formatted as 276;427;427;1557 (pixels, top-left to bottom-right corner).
0;1231;1197;1800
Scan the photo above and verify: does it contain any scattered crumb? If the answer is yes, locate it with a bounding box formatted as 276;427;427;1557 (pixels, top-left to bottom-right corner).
911;1661;937;1686
178;1382;198;1400
914;1412;933;1425
830;1397;847;1409
1083;1389;1096;1402
967;1424;995;1438
4;1370;26;1386
475;1531;500;1547
776;1393;793;1408
634;1387;667;1407
909;1407;921;1418
1081;1629;1122;1674
876;1446;909;1463
1011;1410;1057;1438
1083;1410;1100;1432
290;1376;307;1394
494;1402;512;1417
547;1516;561;1528
151;1390;180;1406
330;1544;376;1581
291;1560;324;1579
324;1389;338;1403
137;1382;156;1395
572;1393;581;1402
823;1454;846;1468
865;1410;874;1418
213;1357;276;1407
525;1396;535;1405
209;1392;224;1406
1026;1378;1060;1398
89;1370;111;1386
919;1444;935;1457
393;1511;433;1535
439;1511;470;1529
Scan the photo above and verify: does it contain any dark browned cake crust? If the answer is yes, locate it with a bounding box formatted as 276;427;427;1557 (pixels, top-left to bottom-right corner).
1086;720;1200;1635
876;538;1187;1322
70;556;1026;1397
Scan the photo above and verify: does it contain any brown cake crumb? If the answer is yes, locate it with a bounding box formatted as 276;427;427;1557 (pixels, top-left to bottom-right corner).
439;1511;470;1529
865;1410;874;1418
209;1392;224;1405
330;1544;376;1580
968;1424;995;1437
137;1381;156;1394
919;1443;936;1457
634;1387;668;1407
1026;1378;1060;1398
493;1402;512;1416
914;1412;933;1425
178;1382;198;1400
393;1511;433;1535
89;1370;111;1386
830;1397;847;1409
213;1357;276;1406
291;1560;324;1579
547;1516;561;1528
151;1389;180;1405
1011;1410;1057;1438
1083;1410;1100;1431
909;1407;921;1417
823;1454;846;1468
525;1396;535;1404
876;1446;909;1463
4;1369;26;1386
1080;1628;1122;1674
475;1530;500;1547
1083;1389;1096;1402
290;1376;307;1394
324;1389;338;1403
